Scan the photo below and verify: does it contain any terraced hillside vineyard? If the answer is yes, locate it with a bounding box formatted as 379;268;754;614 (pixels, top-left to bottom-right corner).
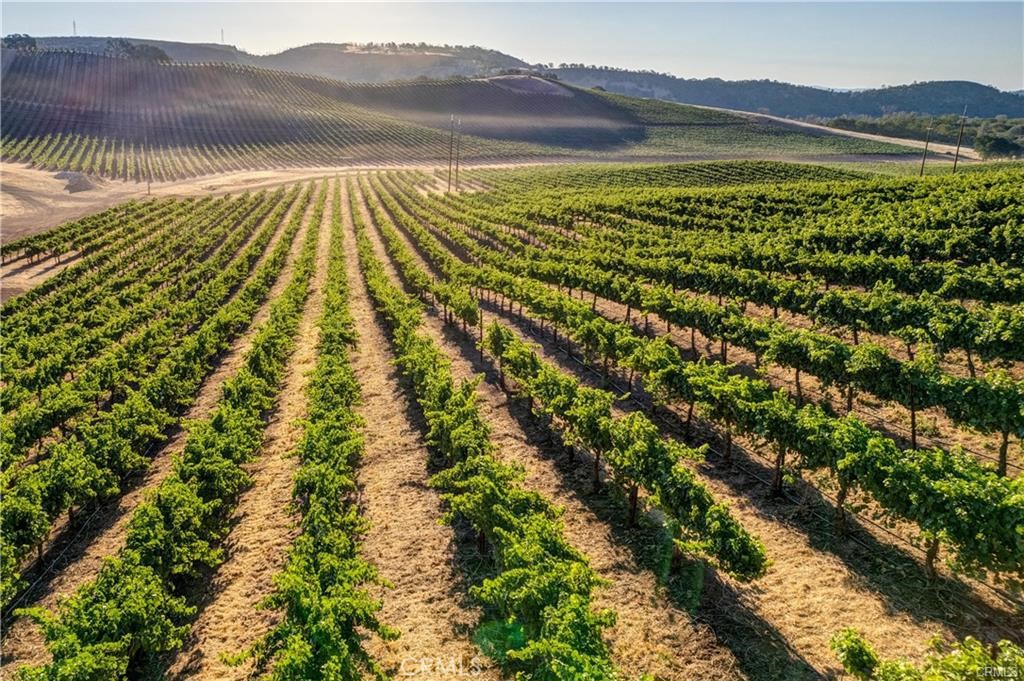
0;48;915;181
1;159;1022;681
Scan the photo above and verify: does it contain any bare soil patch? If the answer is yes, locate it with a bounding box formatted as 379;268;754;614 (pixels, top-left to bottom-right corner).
0;253;80;302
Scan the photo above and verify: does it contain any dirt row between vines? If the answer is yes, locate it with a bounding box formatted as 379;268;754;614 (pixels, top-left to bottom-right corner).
539;216;1021;460
165;181;334;680
0;183;318;675
359;178;1001;679
404;185;1024;601
479;290;969;673
339;181;501;679
568;287;1024;623
476;247;1020;481
621;295;1021;473
676;287;1023;456
354;182;749;680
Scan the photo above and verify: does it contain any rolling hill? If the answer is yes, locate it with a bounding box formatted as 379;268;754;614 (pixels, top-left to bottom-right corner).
547;67;1024;118
0;48;912;181
33;37;527;81
29;36;1024;119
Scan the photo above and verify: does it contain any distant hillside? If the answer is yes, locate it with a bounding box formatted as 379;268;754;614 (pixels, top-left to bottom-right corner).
34;36;246;63
0;49;912;181
547;67;1024;118
0;50;640;150
30;37;1019;118
33;37;527;81
261;43;526;82
323;75;642;149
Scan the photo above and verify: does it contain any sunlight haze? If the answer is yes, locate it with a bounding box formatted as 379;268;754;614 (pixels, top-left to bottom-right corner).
2;1;1021;90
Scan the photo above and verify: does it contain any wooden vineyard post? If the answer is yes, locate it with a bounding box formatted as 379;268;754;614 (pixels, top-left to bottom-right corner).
924;536;941;580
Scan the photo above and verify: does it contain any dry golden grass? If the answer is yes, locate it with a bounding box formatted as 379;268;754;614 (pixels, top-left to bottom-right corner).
165;186;328;680
349;176;1021;679
342;182;501;679
0;188;313;677
355;184;748;680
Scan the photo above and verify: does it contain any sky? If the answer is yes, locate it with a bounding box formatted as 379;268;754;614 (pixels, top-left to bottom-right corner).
2;2;1022;90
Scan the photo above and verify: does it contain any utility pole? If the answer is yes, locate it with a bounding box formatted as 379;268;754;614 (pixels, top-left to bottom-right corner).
73;20;77;36
144;127;151;195
454;118;462;192
221;28;225;44
952;105;967;173
446;114;455;193
919;124;932;177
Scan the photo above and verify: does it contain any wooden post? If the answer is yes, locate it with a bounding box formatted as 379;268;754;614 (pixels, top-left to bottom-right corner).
446;114;455;193
771;445;786;497
924;537;940;580
998;431;1009;477
724;425;733;464
144;127;151;195
454;118;462;192
919;125;932;177
952;106;967;173
477;529;487;555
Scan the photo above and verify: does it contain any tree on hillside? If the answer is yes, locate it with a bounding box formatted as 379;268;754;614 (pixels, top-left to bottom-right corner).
2;34;36;50
105;39;171;62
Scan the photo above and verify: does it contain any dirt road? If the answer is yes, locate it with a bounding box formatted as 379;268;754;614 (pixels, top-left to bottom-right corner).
692;104;982;160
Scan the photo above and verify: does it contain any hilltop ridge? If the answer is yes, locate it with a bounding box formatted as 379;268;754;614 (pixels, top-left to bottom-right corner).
27;36;1024;118
0;48;912;181
32;36;527;81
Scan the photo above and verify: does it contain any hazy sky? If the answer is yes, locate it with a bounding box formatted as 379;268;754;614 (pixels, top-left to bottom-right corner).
2;2;1021;90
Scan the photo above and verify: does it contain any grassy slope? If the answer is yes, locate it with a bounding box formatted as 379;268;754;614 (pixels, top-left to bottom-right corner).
0;49;915;182
594;92;913;157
